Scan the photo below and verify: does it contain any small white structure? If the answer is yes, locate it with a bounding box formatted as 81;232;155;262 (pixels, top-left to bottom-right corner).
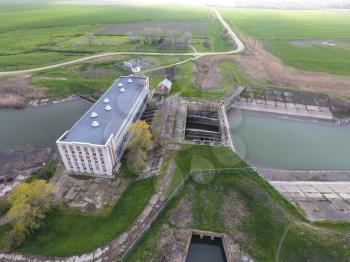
156;79;172;95
123;60;141;73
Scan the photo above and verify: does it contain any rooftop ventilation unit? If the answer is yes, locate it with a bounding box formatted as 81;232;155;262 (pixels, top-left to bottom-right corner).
118;83;123;87
127;78;133;83
120;87;126;92
103;98;110;103
91;121;99;127
90;112;98;118
105;105;112;111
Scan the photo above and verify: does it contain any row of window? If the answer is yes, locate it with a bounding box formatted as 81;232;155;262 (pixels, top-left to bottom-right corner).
67;157;105;164
69;165;107;172
64;150;103;157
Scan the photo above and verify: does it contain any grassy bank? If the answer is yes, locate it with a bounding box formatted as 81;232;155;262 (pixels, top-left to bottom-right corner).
126;145;350;262
0;177;155;256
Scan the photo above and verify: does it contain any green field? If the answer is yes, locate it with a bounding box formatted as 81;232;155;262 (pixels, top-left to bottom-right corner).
126;145;350;262
221;8;350;76
149;59;247;99
0;4;231;71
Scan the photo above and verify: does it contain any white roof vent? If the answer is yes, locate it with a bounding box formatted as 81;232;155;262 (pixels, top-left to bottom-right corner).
103;98;109;103
127;78;133;83
91;121;99;127
118;83;123;87
120;87;126;92
90;112;98;118
105;105;112;111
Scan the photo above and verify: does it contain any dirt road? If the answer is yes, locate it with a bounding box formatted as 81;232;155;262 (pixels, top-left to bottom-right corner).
0;8;245;76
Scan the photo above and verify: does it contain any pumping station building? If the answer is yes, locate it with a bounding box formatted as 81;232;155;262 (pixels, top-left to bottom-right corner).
56;76;150;177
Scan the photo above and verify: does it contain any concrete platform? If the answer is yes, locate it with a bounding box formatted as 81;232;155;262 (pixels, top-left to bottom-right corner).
270;181;350;221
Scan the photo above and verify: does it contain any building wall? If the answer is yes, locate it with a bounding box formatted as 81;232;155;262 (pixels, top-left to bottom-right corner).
57;78;150;177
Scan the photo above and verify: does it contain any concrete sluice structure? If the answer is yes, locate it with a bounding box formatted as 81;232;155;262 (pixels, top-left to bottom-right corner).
185;110;222;144
140;104;158;125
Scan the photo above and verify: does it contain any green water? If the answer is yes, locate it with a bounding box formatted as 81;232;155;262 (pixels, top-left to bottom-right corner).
0;99;91;150
227;109;350;171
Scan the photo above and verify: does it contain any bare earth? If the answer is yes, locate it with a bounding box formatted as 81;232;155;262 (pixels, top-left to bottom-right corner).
232;34;350;96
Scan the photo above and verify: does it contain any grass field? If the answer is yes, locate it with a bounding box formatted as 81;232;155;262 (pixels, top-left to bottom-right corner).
0;177;155;256
126;145;350;262
0;4;231;71
221;8;350;76
150;59;247;99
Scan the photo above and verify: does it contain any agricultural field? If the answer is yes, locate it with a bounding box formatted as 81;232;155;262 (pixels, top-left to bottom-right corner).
220;8;350;76
0;4;231;71
126;145;350;262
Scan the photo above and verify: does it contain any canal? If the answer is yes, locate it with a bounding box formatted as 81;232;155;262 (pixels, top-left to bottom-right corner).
227;109;350;171
0;99;92;150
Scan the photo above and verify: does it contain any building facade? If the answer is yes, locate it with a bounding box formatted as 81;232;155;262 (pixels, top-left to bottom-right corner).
56;76;150;177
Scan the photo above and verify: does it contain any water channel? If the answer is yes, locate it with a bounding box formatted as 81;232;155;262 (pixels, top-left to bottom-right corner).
0;99;92;150
186;235;227;262
227;108;350;171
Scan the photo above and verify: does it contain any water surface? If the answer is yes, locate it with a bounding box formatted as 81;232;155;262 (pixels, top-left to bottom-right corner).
227;109;350;171
186;235;226;262
0;99;91;150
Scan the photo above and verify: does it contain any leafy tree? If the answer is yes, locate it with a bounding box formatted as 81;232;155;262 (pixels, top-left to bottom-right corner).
4;180;53;250
125;120;153;175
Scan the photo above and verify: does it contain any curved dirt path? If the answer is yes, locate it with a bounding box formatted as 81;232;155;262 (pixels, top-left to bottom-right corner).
0;8;244;76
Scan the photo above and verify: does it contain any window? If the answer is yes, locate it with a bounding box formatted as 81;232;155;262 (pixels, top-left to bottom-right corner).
90;168;93;171
81;159;85;163
93;153;96;157
67;157;70;161
79;151;82;155
101;161;105;164
83;166;87;170
74;158;77;162
69;166;73;169
88;160;91;163
99;153;103;157
86;152;89;156
77;166;80;170
95;160;98;164
65;150;68;154
71;150;75;154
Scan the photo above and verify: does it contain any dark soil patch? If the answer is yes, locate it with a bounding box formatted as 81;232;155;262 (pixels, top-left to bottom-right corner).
98;21;208;37
153;66;180;81
194;58;220;90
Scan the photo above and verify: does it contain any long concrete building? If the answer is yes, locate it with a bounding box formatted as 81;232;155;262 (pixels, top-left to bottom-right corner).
56;76;150;177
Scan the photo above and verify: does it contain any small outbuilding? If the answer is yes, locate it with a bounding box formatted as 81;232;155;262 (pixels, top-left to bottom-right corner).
156;79;172;95
123;60;141;73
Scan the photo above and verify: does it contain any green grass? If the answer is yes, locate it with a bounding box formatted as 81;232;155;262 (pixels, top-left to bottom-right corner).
220;8;350;40
151;59;247;99
0;4;231;70
0;177;155;256
30;55;184;99
124;145;350;262
265;41;350;75
220;8;350;76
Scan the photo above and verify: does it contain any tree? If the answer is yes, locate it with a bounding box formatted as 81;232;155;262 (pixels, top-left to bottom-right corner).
4;180;54;251
125;120;153;175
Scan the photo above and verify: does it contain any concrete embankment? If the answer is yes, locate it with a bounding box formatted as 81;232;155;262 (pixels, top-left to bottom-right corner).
231;99;334;121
